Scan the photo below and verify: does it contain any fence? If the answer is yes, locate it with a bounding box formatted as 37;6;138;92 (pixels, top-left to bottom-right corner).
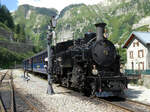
125;69;150;75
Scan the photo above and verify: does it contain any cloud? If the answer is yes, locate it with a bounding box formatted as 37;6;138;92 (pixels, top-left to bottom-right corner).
17;0;102;12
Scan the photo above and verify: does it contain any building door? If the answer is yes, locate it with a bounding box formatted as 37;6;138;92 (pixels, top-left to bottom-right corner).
138;62;144;70
131;62;134;70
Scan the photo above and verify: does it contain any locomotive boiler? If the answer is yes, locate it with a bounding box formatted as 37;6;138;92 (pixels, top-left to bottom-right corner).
51;23;127;97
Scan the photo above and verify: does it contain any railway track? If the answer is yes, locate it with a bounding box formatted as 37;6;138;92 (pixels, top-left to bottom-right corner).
57;84;150;112
0;70;40;112
0;71;9;85
98;97;150;112
126;98;150;108
31;71;150;112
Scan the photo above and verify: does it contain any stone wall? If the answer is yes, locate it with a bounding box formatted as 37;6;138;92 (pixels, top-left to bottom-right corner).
0;41;34;53
0;27;13;41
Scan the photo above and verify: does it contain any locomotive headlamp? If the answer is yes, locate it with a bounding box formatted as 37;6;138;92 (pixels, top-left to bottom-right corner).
57;57;62;62
92;65;98;75
45;57;48;62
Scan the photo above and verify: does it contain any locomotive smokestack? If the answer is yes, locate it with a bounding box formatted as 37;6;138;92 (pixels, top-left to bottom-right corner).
95;23;106;41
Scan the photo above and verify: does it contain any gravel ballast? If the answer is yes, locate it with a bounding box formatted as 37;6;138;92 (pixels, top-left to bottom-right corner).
1;69;150;112
11;69;120;112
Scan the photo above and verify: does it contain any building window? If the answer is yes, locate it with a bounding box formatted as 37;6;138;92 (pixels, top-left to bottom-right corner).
133;42;139;47
137;42;139;46
130;51;133;59
133;43;135;47
138;50;144;58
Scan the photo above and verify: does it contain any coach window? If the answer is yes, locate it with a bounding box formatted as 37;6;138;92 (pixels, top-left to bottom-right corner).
41;56;42;62
38;56;40;63
39;57;41;63
42;55;43;63
33;58;35;63
43;54;46;64
34;58;36;63
43;55;45;63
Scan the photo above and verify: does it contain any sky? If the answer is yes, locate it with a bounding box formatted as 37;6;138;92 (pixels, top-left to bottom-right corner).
0;0;102;12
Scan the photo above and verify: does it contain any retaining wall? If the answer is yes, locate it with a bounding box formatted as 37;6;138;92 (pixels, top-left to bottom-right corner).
0;27;12;40
0;41;34;53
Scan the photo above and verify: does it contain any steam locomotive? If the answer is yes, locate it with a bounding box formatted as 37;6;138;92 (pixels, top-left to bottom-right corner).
23;23;127;97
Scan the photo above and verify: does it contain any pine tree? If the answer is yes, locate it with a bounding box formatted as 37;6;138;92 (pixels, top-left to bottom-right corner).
0;5;14;30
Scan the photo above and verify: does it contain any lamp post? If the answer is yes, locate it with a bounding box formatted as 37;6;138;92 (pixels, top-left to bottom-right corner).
47;16;57;95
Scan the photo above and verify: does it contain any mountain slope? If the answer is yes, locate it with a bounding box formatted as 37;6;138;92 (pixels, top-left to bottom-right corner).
13;1;150;49
13;4;58;48
56;0;150;45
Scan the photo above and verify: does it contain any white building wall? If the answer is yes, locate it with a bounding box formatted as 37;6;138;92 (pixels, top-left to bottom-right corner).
126;38;148;70
147;47;150;70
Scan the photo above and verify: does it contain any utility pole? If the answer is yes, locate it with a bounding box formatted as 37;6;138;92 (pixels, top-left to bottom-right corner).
47;16;57;95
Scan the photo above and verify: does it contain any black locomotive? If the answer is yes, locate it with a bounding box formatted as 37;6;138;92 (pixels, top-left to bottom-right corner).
24;23;127;97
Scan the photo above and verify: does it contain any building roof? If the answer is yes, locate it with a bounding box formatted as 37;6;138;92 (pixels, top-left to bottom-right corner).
123;31;150;48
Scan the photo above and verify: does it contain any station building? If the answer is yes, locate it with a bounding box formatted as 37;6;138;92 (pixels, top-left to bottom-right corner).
123;31;150;75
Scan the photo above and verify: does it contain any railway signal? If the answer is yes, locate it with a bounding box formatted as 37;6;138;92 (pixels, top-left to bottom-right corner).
46;16;57;95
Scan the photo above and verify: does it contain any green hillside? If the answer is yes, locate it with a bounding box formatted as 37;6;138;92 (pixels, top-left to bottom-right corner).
54;0;150;63
12;0;150;64
14;1;150;46
13;4;58;48
0;4;35;68
56;0;150;44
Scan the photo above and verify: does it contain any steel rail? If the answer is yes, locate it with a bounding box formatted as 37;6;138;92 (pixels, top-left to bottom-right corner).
0;70;9;112
0;96;6;112
13;85;40;112
126;98;150;109
98;98;135;112
11;70;40;112
0;71;9;85
10;70;16;112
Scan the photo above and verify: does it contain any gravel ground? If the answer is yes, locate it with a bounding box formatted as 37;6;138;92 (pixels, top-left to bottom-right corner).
1;69;150;112
10;69;121;112
125;84;150;104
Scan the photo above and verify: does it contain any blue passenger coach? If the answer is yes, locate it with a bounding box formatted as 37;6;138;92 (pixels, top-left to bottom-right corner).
23;50;48;74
